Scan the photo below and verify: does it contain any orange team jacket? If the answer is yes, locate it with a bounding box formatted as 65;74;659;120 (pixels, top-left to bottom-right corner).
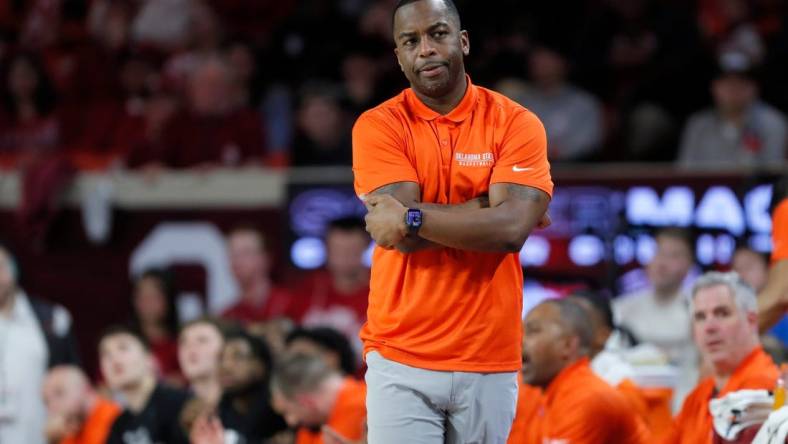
773;199;788;262
60;397;121;444
507;380;544;444
508;358;650;444
352;76;553;372
660;346;778;444
296;378;367;444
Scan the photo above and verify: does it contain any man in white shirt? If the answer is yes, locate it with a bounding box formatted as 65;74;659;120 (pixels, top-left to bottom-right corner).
613;227;699;410
0;245;79;444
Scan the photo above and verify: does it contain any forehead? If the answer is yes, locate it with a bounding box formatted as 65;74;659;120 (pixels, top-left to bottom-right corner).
693;284;736;311
525;303;561;325
393;0;455;33
101;333;145;351
182;323;221;339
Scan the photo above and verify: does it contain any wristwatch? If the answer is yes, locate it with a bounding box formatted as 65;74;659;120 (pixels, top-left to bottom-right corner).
404;208;423;234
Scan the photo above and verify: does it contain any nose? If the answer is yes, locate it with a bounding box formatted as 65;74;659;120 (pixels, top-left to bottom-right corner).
418;38;437;58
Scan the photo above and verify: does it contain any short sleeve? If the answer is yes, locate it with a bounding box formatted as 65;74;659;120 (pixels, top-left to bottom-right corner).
772;199;788;262
491;109;553;197
352;110;419;197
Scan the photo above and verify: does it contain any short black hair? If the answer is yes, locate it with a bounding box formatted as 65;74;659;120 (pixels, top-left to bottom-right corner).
570;290;614;331
542;298;593;355
225;330;274;381
392;0;461;31
655;226;696;262
285;327;358;375
98;324;151;351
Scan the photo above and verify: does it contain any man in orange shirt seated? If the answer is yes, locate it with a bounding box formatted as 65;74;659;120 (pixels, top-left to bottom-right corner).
42;365;120;444
510;298;650;444
271;353;366;444
662;271;779;444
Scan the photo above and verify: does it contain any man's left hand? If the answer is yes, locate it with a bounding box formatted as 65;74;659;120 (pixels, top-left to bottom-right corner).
363;194;408;248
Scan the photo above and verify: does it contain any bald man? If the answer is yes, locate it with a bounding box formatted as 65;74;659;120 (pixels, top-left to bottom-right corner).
42;366;120;444
513;299;649;444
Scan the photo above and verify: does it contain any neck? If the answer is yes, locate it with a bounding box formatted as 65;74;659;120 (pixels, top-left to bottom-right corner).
414;74;467;115
720;107;747;126
122;374;157;414
0;289;17;316
141;322;168;342
712;343;758;390
242;277;271;305
654;286;680;301
537;80;563;96
190;374;222;406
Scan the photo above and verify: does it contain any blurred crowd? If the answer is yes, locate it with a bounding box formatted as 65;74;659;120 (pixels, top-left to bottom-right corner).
0;0;787;172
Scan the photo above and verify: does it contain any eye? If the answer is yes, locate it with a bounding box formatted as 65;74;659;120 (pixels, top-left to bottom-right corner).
433;31;448;38
403;38;416;47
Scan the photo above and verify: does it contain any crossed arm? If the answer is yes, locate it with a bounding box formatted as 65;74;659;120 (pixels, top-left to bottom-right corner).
364;181;550;253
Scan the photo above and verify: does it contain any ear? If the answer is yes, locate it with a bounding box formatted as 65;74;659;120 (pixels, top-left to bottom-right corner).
746;310;759;332
460;30;470;56
564;334;582;360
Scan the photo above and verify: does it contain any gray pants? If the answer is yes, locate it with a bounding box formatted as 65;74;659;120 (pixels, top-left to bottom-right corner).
365;351;518;444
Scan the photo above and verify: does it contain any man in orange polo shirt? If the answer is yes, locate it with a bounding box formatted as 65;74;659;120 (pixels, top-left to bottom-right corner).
662;271;779;443
270;354;366;444
352;0;551;441
508;299;649;444
758;175;788;332
42;365;120;444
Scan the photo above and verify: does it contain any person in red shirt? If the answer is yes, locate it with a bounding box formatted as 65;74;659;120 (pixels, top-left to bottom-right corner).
129;56;266;169
42;365;121;444
291;217;370;349
221;226;295;323
271;353;366;444
129;268;181;382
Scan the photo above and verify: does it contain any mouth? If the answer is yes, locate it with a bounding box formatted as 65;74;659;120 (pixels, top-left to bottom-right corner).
706;339;724;350
418;62;448;78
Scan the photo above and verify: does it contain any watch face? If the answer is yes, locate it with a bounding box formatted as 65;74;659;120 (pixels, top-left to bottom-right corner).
407;209;422;228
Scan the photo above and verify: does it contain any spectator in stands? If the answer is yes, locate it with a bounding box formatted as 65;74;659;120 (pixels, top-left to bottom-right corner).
342;50;383;115
178;318;225;407
0;53;60;159
512;299;649;443
162;2;224;90
291;81;352;166
507;45;603;162
216;330;287;442
291;217;370;349
271;353;367;444
613;227;699;410
0;244;80;444
130;56;266;168
661;271;778;443
100;325;191;444
129;268;181;382
732;245;769;292
678;51;787;169
42;365;120;444
221;226;294;323
285;326;358;376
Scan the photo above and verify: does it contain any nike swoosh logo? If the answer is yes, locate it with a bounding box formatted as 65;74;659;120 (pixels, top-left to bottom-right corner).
512;166;534;172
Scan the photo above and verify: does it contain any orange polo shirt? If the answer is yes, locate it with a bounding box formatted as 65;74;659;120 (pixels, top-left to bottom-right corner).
296;378;366;444
660;346;778;444
522;358;650;444
352;76;553;372
60;397;121;444
773;199;788;262
507;380;544;444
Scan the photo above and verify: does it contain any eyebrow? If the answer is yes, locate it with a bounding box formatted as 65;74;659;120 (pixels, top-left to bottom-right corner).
397;21;451;40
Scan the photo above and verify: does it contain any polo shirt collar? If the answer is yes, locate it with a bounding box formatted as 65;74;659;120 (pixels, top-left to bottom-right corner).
406;75;478;123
